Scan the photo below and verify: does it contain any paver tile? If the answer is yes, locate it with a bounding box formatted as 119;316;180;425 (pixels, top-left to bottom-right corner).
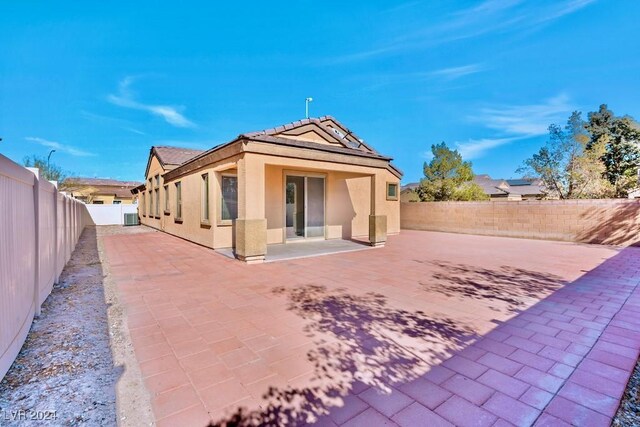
477;369;529;399
398;378;451;410
359;387;413;417
435;396;497;427
392;402;453;427
442;374;495;405
102;229;640;426
483;392;539;426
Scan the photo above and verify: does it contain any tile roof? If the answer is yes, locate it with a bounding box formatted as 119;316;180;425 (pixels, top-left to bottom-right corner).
153;146;205;167
474;175;546;197
67;177;142;187
94;187;138;198
162;116;402;179
242;115;376;153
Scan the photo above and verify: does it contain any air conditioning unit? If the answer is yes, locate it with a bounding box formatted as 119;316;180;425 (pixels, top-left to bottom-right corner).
124;213;139;226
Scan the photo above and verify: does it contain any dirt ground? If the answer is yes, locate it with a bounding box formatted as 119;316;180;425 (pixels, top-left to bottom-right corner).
614;356;640;426
0;225;155;426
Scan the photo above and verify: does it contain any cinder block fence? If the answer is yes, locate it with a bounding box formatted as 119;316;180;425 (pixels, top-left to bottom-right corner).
0;154;88;381
401;200;640;246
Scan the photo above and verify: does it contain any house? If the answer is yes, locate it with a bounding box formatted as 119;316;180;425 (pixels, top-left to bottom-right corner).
66;177;142;204
400;175;546;201
400;183;420;202
132;116;402;263
473;175;545;200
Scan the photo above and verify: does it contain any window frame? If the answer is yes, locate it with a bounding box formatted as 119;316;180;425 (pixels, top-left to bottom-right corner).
201;173;210;226
141;193;146;217
386;182;399;201
148;178;153;216
174;181;183;223
218;173;238;226
163;184;170;215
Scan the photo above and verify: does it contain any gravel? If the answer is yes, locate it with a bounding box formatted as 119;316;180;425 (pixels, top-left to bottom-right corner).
613;355;640;426
0;225;155;426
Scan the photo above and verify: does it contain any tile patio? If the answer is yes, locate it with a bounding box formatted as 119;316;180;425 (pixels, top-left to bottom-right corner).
103;229;640;426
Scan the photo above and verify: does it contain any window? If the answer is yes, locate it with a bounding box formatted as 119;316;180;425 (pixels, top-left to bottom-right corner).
93;200;104;205
141;193;146;216
155;188;160;217
114;200;122;205
201;173;210;223
164;185;169;213
175;182;182;220
220;175;238;221
148;178;153;216
387;182;398;201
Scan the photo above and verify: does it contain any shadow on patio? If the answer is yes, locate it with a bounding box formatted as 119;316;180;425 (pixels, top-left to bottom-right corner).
423;261;565;314
210;285;477;425
209;241;640;426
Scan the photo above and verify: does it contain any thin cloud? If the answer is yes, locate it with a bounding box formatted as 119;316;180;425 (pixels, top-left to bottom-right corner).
455;136;528;160
430;64;485;80
328;0;597;64
472;94;573;136
450;93;575;159
361;63;484;91
107;77;196;128
81;110;147;135
25;137;95;157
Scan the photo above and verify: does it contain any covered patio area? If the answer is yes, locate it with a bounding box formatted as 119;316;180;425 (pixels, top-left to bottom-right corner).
216;238;375;262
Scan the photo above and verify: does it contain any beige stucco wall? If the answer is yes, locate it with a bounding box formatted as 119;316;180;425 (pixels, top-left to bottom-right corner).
140;149;401;250
264;166;374;244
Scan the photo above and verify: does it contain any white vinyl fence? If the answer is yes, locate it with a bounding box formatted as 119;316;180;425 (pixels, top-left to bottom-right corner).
0;154;87;381
85;203;138;225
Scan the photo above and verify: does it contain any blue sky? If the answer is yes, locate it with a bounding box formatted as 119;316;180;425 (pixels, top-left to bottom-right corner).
1;0;638;184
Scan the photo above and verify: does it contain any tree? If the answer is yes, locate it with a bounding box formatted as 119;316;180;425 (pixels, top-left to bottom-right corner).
23;155;69;186
586;105;640;197
417;142;488;201
517;111;610;199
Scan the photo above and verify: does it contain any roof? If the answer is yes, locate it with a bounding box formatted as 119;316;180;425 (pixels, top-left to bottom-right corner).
506;178;543;187
163;116;402;179
474;174;546;197
401;182;420;192
242;116;377;153
94;187;138;198
144;146;205;178
473;175;510;196
153;146;205;167
67;177;142;187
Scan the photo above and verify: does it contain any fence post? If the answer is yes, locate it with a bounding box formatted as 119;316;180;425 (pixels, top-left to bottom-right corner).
53;187;59;284
32;170;41;317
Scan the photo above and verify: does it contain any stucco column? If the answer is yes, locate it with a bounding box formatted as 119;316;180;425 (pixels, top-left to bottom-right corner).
235;155;267;263
369;173;387;246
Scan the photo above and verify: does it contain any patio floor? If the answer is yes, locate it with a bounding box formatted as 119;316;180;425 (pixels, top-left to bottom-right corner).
216;238;375;262
103;229;640;427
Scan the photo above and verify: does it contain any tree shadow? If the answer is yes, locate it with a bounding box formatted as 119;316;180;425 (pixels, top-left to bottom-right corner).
575;201;640;246
210;285;477;426
421;260;566;314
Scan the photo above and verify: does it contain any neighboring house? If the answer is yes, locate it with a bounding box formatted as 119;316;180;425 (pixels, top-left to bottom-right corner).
474;175;545;200
400;182;420;202
132;116;402;263
66;177;142;204
400;175;545;201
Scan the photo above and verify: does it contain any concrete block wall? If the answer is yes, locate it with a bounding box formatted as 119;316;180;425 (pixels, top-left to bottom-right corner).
401;200;640;246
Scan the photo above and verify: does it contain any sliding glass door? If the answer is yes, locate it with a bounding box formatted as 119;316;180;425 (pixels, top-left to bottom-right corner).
285;174;325;240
